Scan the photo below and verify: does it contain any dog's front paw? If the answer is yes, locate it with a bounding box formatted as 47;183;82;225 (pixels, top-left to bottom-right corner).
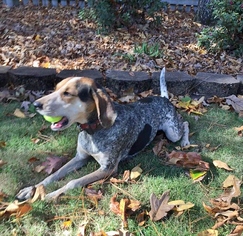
16;186;35;201
180;139;190;147
45;190;64;201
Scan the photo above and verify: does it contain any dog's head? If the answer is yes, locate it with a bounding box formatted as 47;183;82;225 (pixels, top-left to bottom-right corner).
34;77;117;131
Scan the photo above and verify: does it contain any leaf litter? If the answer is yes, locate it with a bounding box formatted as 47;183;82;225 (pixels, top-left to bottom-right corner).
1;6;243;235
1;6;242;75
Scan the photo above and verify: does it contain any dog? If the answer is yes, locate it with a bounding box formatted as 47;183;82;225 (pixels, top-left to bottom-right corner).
16;68;190;200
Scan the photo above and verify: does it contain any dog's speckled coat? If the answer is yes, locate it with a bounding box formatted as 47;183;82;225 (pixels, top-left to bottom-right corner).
16;69;190;200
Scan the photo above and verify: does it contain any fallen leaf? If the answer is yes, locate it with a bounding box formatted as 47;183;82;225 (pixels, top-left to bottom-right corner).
61;220;72;229
136;211;147;226
110;195;121;215
40;156;68;174
225;95;243;113
152;139;168;157
77;221;88;236
229;225;243;236
0;141;6;148
189;169;207;182
85;188;103;207
222;175;241;188
149;190;174;221
30;185;46;203
120;198;129;227
0;200;32;220
13;108;26;118
213;160;233;171
0;191;7;201
130;165;142;180
28;157;40;163
176;202;194;212
167;151;209;171
0;160;7;168
197;229;218;236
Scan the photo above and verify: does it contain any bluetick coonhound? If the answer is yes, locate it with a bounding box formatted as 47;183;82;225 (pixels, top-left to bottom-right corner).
16;68;190;200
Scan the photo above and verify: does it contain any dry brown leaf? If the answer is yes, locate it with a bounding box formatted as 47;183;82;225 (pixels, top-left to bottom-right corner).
85;188;103;201
13;108;26;118
213;160;233;171
28;157;40;163
30;185;46;203
223;175;241;188
149;190;174;221
153;139;168;157
0;159;7;168
228;225;243;236
0;141;6;148
136;211;147;226
110;195;121;215
167;151;209;171
0;200;32;220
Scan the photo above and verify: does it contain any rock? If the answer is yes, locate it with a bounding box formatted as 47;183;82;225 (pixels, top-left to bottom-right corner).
105;70;151;95
194;72;240;98
152;71;195;96
57;69;103;84
8;67;57;90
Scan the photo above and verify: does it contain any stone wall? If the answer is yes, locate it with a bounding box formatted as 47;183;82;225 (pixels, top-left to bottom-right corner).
0;66;243;98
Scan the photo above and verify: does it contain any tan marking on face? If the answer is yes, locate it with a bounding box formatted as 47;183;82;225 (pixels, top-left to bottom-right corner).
35;77;97;126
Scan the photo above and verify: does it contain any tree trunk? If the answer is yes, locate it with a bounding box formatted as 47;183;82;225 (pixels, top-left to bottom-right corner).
196;0;213;25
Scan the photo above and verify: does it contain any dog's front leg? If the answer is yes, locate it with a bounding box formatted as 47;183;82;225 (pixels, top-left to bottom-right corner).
45;166;117;199
180;121;190;147
16;152;90;201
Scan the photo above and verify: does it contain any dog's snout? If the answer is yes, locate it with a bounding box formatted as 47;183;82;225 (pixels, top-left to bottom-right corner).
33;101;43;109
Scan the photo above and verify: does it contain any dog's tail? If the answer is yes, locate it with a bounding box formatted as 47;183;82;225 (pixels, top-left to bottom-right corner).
160;67;168;99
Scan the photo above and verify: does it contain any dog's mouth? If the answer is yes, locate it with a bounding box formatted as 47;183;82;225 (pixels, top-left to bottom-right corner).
50;117;69;131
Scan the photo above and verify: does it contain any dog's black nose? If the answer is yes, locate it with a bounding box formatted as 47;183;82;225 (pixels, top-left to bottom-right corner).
33;101;43;109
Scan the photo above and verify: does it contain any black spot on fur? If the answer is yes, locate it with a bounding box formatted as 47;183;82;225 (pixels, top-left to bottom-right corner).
128;124;152;156
77;85;92;102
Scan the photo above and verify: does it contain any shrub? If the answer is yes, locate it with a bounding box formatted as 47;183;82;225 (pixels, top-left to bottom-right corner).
197;0;243;57
79;0;165;31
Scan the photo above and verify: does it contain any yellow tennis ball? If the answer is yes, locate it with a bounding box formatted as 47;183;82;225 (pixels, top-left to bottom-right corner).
43;115;62;123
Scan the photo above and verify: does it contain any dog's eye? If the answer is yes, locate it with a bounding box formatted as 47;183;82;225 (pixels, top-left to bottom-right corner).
63;91;72;97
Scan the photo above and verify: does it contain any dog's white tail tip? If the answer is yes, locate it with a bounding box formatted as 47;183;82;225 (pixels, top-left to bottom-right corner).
160;67;168;99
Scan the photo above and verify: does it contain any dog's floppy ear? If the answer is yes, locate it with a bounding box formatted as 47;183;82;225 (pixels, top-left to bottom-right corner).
91;85;117;128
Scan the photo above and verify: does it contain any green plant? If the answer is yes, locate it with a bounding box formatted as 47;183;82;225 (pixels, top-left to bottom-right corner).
134;42;163;58
79;0;165;31
197;0;243;57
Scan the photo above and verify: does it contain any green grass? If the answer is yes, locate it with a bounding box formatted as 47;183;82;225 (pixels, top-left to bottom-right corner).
0;101;243;235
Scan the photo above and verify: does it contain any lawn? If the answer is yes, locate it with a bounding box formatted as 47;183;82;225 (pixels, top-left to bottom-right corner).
0;100;243;236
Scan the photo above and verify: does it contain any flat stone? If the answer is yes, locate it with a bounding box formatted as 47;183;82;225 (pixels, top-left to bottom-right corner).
105;70;151;95
8;67;57;90
237;74;243;95
152;71;195;95
194;72;240;98
57;69;103;84
0;66;11;87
